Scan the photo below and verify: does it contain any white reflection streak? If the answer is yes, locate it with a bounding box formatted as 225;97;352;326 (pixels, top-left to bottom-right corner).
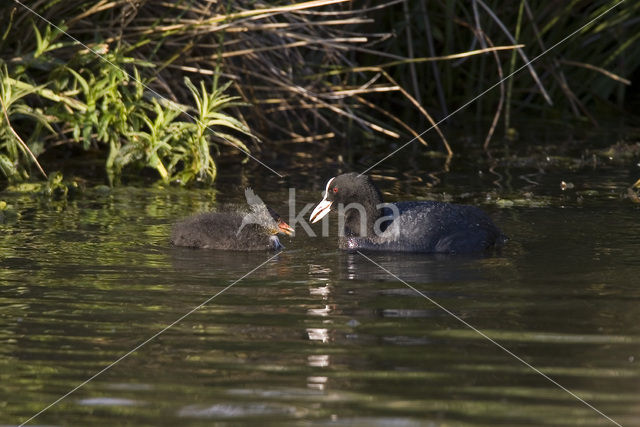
359;0;627;176
19;252;281;427
309;284;331;298
308;354;330;368
307;305;331;317
356;251;622;427
11;0;283;178
307;376;328;391
306;328;330;343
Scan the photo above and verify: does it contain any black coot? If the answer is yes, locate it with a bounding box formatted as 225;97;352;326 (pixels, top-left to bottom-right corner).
309;173;505;254
171;192;294;251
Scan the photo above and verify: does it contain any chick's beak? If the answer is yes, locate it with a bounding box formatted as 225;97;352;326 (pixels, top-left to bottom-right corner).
277;219;295;236
310;198;332;224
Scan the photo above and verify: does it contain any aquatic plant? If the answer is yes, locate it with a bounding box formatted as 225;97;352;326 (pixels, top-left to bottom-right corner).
0;7;256;184
0;37;253;184
0;0;637;183
0;63;49;181
369;0;638;145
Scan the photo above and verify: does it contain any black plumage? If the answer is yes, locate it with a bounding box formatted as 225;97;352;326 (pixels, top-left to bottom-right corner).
310;173;505;254
171;190;293;251
170;212;284;251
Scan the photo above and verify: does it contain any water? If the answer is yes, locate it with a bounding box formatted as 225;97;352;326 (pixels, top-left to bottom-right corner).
1;159;640;426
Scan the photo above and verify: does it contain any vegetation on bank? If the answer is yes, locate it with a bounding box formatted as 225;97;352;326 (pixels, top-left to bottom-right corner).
0;0;638;184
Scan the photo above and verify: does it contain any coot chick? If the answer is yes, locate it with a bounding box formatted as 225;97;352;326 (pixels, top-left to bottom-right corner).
171;190;294;251
309;173;504;254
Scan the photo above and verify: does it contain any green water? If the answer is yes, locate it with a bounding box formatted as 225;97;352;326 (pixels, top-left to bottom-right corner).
1;160;639;426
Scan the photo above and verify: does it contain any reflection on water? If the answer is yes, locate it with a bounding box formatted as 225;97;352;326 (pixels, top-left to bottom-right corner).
337;251;499;283
77;397;142;406
1;168;640;426
177;402;302;419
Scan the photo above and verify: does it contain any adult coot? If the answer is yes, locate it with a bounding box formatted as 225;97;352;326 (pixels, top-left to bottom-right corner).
309;173;504;254
171;190;294;251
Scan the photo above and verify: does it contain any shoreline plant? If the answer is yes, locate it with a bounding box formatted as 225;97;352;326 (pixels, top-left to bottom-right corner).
0;0;637;184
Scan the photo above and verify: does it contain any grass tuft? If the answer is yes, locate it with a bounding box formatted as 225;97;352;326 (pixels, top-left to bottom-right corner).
0;0;637;183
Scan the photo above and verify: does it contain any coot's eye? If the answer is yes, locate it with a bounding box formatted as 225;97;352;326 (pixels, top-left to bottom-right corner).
333;187;338;193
